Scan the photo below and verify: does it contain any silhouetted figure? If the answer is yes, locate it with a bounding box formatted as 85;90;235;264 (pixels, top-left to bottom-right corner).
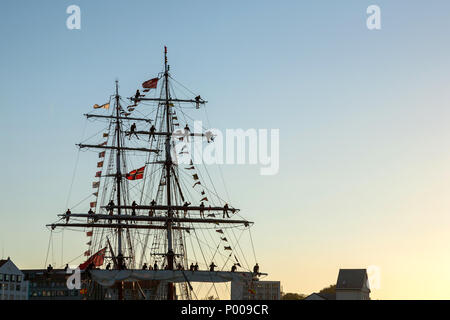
190;263;195;271
154;262;158;271
183;201;191;217
184;124;190;142
47;264;53;272
223;203;230;218
64;264;69;271
194;262;199;271
132;201;137;216
108;200;114;223
195;95;201;109
253;263;259;275
135;90;141;103
142;263;148;270
65;209;71;223
108;200;114;215
176;263;183;270
209;262;217;272
106;263;111;270
231;264;237;272
199;202;205;218
88;208;94;215
130;122;139;140
149;125;156;140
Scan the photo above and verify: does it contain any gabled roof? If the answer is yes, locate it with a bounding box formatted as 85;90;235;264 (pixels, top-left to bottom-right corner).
336;269;369;290
304;292;336;300
0;258;24;276
0;259;8;268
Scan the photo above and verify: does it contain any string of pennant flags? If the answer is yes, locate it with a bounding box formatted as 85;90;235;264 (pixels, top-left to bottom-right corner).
85;133;108;257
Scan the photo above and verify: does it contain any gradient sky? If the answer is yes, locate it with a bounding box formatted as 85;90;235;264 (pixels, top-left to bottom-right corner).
2;0;450;299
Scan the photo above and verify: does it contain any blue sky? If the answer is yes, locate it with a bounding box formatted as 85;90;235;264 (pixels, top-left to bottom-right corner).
2;1;450;298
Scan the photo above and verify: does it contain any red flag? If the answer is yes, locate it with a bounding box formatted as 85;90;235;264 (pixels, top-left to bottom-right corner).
95;171;101;178
86;231;93;237
99;151;105;158
79;248;106;270
97;161;104;168
142;78;159;89
90;202;96;208
126;166;145;180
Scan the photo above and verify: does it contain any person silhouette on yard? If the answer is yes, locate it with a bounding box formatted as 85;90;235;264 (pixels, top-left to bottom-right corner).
132;201;137;216
231;264;237;272
195;95;202;109
108;200;114;215
153;262;158;271
130;122;139;140
194;262;199;271
183;201;191;217
223;203;230;218
142;263;148;270
184;124;190;142
209;262;217;272
65;209;71;223
106;263;111;270
190;263;195;271
149;125;156;141
253;263;260;275
135;89;141;103
199;202;205;218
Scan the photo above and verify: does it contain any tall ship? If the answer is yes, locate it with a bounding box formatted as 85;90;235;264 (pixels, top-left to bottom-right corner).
47;47;265;300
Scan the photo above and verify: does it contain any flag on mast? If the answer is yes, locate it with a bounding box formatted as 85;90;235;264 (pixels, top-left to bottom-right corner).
79;248;107;270
93;103;110;109
142;78;159;89
126;166;146;180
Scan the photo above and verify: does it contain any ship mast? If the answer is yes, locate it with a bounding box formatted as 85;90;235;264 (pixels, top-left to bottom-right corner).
163;46;175;300
114;80;125;300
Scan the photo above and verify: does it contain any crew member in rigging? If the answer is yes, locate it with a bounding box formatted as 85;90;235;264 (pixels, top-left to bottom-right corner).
223;203;230;218
134;89;141;103
132;201;137;216
149;199;156;219
149;124;156;141
195;95;202;109
199;202;205;218
65;209;71;223
130;122;139;140
183;201;191;218
107;200;114;223
184;124;190;142
253;263;260;275
209;262;217;272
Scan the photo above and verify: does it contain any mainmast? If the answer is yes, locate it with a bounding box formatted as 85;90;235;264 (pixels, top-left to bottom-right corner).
163;46;175;300
114;80;124;300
